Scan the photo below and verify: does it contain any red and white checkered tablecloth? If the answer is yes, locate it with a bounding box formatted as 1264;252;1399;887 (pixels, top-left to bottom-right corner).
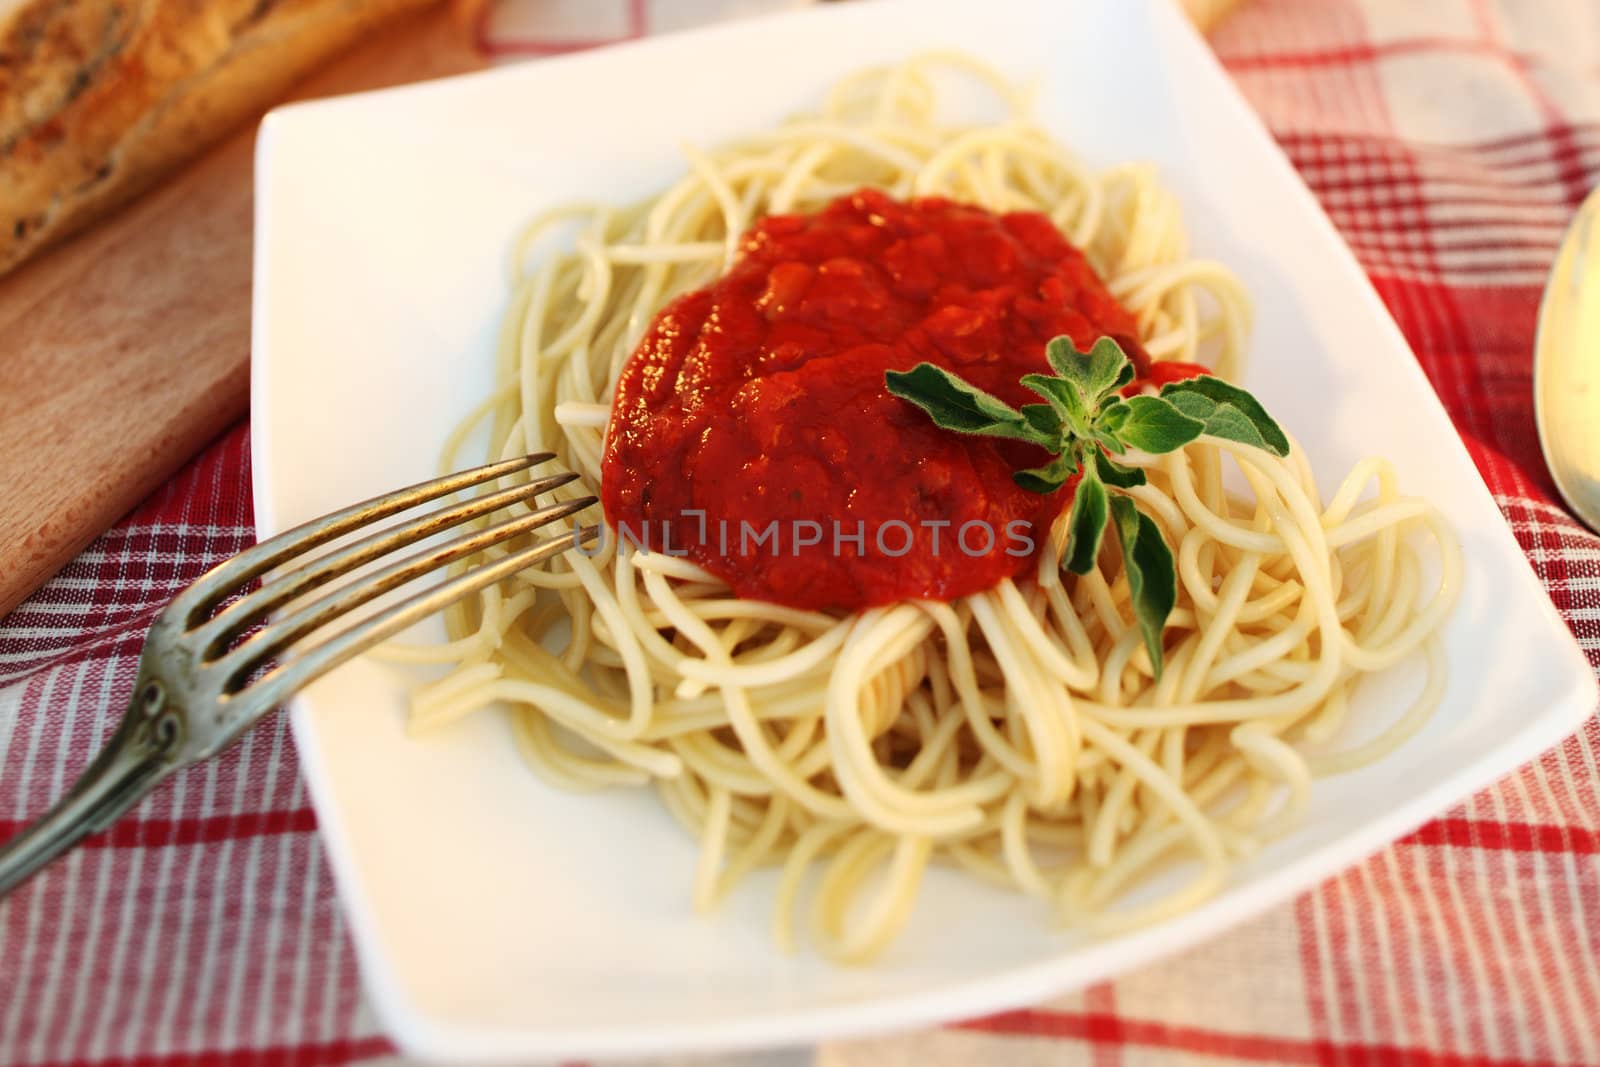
3;1;1598;1064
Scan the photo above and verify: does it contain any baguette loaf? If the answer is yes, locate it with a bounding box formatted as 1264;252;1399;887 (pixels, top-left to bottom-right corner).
1;0;1247;279
0;0;441;277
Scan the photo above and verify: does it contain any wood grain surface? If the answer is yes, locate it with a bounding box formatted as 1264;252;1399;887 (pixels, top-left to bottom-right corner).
0;6;484;617
0;0;1244;618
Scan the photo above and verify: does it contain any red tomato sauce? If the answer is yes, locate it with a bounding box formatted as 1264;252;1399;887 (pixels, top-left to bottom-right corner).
600;188;1193;612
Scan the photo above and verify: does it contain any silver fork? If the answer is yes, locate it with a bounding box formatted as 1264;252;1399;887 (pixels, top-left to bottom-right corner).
0;453;595;897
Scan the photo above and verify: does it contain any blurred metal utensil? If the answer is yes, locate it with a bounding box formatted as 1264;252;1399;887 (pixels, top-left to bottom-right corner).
1534;184;1600;533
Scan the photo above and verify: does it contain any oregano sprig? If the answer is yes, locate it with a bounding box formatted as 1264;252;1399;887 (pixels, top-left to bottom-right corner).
884;336;1288;678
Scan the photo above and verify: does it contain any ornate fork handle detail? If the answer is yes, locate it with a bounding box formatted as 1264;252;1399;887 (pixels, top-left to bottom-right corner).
0;669;184;895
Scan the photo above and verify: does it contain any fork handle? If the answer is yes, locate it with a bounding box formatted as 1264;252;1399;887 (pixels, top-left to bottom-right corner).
0;680;180;897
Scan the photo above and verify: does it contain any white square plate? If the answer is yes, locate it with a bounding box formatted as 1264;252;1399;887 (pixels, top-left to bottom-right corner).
251;0;1598;1061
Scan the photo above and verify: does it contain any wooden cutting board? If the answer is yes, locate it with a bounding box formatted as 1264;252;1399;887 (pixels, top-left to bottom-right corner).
0;7;485;617
0;0;1245;619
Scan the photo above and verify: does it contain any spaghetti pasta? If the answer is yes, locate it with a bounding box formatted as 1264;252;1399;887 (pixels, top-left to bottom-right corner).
382;54;1459;962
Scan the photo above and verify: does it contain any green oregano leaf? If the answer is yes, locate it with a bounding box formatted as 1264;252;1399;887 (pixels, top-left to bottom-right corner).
1093;427;1127;457
1110;495;1177;679
1020;373;1091;438
1047;335;1129;402
1113;395;1205;454
1162;390;1214;421
1013;453;1078;494
1111;359;1136;393
1063;470;1109;575
1093;449;1147;489
885;363;1048;443
1020;403;1063;442
1205;403;1274;452
1097;399;1131;434
1160;377;1290;457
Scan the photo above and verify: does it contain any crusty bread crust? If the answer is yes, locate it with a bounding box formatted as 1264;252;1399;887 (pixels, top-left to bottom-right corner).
0;0;439;276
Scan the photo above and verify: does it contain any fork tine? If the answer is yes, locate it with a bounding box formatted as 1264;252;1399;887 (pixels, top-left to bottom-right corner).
0;457;599;901
245;525;600;707
195;470;581;655
213;496;597;689
167;453;557;626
